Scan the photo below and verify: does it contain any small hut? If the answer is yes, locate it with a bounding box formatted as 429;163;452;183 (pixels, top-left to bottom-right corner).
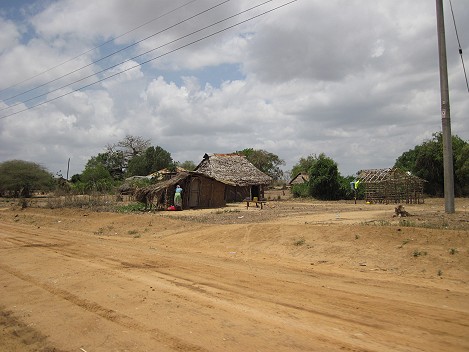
147;166;187;181
194;153;272;202
288;172;309;186
134;171;226;210
357;168;426;204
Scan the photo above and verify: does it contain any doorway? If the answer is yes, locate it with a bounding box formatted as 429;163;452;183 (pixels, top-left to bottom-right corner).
250;185;260;200
189;178;201;208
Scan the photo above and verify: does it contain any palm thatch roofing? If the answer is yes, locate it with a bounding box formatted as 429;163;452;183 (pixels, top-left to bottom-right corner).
133;172;190;207
147;166;187;181
357;168;426;204
289;172;309;185
133;171;227;209
194;153;272;187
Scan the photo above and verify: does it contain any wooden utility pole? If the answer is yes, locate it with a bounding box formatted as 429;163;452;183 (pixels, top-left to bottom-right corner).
436;0;455;213
66;158;70;181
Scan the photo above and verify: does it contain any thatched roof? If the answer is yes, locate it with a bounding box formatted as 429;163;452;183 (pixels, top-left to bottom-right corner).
289;172;309;185
147;166;187;180
133;172;190;206
194;153;272;187
136;172;188;197
357;168;425;184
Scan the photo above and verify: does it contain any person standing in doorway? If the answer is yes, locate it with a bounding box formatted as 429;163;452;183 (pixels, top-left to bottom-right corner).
174;184;183;210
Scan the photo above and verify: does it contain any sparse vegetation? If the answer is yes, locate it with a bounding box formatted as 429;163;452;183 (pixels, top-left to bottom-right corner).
449;248;458;255
294;238;306;246
214;209;240;214
412;249;427;257
399;219;416;227
398;239;411;249
116;202;147;212
361;219;391;226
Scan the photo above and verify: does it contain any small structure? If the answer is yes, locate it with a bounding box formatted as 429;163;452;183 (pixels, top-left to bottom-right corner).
357;168;426;204
194;153;272;202
134;171;226;210
147;166;187;181
289;172;309;186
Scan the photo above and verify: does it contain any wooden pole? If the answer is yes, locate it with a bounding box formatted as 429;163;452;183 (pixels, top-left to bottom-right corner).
66;157;70;180
436;0;455;213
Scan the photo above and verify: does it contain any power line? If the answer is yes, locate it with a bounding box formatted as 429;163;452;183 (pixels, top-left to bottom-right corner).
0;0;232;110
0;0;297;120
0;0;199;97
448;0;469;93
1;0;279;118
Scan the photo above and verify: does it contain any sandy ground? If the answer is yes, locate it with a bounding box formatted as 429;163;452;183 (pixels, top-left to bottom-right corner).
0;196;468;352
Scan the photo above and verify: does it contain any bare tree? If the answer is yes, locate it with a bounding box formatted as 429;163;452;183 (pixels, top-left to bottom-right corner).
106;135;151;167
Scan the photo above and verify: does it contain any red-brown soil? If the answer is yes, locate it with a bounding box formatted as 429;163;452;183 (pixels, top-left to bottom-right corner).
1;196;468;351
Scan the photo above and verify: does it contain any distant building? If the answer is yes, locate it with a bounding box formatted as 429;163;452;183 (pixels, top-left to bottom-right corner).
357;168;426;204
288;172;309;186
134;153;273;209
194;153;272;202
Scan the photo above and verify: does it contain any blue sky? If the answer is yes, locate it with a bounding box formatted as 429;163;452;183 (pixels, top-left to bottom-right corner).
0;0;468;178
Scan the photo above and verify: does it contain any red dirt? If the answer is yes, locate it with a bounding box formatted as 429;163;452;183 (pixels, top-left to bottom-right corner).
0;197;468;351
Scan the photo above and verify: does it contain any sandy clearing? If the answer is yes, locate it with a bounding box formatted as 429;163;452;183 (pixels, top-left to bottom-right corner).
0;198;468;351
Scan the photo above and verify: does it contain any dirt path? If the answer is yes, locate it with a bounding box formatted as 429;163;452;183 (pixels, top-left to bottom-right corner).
0;199;468;351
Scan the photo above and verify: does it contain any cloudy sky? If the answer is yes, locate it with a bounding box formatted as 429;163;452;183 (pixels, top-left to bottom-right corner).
0;0;468;178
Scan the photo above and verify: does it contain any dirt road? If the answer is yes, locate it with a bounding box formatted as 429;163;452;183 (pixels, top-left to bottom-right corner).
1;199;468;351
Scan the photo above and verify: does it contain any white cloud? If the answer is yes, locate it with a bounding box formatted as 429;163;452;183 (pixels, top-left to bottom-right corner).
0;17;20;53
0;0;468;178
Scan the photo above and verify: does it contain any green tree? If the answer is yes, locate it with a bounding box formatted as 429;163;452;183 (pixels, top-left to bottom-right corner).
455;144;469;195
81;159;114;192
0;160;54;197
81;135;152;181
178;160;196;171
291;154;316;178
291;183;309;198
93;151;125;180
126;146;173;176
236;148;285;180
94;135;152;180
394;132;468;196
308;153;341;200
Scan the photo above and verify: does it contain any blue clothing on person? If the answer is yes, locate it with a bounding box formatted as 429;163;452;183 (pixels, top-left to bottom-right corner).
174;185;183;209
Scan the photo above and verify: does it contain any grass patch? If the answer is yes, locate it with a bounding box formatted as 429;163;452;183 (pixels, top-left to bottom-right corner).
116;202;147;213
364;218;458;230
294;238;306;246
397;238;411;249
214;209;241;214
412;249;427;257
94;225;115;236
361;219;391;226
399;219;416;227
449;248;458;255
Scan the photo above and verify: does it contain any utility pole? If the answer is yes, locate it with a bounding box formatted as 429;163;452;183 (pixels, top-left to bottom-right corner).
436;0;455;213
66;158;70;181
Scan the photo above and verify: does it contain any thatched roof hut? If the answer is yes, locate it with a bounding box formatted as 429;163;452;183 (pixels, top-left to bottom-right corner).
194;153;272;202
147;166;187;181
357;168;426;204
289;172;309;186
134;171;226;210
